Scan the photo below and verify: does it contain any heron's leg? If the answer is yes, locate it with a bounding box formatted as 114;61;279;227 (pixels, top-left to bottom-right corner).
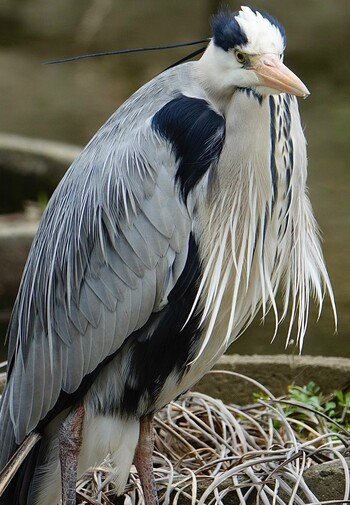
133;414;158;505
58;404;85;505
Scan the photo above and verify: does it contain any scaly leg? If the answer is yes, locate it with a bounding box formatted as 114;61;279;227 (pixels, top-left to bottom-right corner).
58;404;85;505
133;414;158;505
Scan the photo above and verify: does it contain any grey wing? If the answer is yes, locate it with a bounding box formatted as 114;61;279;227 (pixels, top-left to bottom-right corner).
0;116;191;460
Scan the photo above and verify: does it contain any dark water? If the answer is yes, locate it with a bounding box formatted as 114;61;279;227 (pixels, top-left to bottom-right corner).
0;0;349;358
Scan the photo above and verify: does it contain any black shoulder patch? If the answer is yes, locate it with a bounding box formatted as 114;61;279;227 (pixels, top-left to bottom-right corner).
152;94;225;202
211;10;248;51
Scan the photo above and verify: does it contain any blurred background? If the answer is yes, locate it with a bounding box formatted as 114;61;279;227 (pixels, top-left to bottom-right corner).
0;0;349;357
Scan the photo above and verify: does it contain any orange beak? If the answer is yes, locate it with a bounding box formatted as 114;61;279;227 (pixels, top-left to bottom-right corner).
251;54;310;98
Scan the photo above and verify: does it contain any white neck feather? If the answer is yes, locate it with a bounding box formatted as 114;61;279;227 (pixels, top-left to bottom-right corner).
190;90;336;363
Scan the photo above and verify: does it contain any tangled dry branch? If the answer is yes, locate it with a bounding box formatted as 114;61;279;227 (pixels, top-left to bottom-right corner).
74;371;350;505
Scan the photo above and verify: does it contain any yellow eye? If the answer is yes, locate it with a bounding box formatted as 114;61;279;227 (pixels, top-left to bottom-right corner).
235;50;247;64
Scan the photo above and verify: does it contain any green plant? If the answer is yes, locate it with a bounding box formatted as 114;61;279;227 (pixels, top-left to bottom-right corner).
254;381;350;437
287;382;350;430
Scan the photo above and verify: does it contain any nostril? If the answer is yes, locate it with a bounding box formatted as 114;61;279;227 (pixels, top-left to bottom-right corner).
263;58;275;67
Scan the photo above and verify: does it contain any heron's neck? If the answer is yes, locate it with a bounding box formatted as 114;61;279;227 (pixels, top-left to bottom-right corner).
192;90;335;360
195;45;239;112
191;93;277;360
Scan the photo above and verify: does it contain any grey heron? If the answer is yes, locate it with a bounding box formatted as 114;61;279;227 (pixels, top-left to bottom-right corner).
0;6;335;505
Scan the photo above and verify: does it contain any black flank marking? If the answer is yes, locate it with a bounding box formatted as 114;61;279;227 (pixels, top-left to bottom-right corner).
119;233;202;416
152;95;225;202
269;96;278;213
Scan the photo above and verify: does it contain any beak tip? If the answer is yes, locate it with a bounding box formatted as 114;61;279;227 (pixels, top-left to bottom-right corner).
292;81;310;99
301;87;311;99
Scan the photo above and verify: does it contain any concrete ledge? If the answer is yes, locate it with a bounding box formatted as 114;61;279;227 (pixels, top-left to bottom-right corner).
197;354;350;404
0;133;80;173
0;133;80;215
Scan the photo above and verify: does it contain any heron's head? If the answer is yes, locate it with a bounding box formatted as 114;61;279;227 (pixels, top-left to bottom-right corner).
199;6;309;99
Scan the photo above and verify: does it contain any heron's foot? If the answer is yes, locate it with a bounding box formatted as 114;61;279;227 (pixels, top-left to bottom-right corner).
59;404;85;505
133;414;158;505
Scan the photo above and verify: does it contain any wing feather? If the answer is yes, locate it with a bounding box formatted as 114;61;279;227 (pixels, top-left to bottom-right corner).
104;246;139;289
113;232;147;278
68;336;86;393
142;195;175;239
54;301;77;345
45;335;62;418
134;212;170;258
79;282;102;328
85;273;118;312
26;332;45;434
97;263;126;302
0;68;226;461
67;297;89;336
120;226;157;270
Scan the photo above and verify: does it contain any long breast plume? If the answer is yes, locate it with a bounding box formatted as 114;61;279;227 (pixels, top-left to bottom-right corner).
188;94;336;364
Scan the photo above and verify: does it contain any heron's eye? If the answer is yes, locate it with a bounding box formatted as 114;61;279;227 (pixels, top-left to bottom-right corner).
234;50;247;64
